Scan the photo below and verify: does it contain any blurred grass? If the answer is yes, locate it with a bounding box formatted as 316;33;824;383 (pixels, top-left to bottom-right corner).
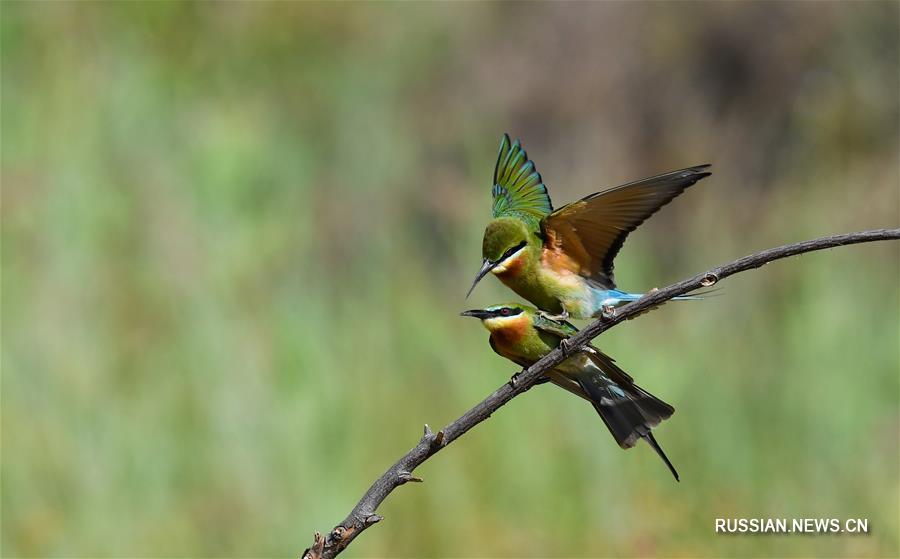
2;2;898;557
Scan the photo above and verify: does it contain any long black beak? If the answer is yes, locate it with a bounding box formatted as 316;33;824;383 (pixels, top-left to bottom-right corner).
460;309;494;319
465;259;497;299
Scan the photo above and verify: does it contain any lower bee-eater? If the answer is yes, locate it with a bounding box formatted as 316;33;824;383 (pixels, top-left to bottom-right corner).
467;134;710;319
462;303;679;481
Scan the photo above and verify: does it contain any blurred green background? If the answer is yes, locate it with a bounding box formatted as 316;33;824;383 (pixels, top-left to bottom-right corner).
2;2;898;557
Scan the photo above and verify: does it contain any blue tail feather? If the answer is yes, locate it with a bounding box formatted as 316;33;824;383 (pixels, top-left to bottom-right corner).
598;288;712;307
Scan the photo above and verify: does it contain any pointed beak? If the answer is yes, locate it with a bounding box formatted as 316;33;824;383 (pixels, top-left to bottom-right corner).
465;259;497;299
460;309;493;320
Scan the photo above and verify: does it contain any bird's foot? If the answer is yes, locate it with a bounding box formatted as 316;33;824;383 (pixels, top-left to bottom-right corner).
601;305;617;319
558;338;573;356
540;309;569;322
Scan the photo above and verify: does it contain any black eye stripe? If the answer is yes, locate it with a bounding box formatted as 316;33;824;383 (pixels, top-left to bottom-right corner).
501;241;527;260
492;307;523;318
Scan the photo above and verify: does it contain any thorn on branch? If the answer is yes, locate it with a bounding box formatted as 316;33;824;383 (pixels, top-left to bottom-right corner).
364;514;383;526
420;424;438;446
701;272;719;287
508;370;524;388
301;531;325;559
422;424;443;448
398;470;423;483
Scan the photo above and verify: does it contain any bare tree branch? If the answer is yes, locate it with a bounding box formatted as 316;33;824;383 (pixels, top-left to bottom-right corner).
301;228;900;559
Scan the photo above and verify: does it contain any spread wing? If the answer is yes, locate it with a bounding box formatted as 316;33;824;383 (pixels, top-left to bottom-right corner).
542;164;711;288
491;134;553;220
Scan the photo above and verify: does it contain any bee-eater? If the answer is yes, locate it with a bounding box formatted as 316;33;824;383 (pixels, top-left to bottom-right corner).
461;303;679;481
467;134;711;319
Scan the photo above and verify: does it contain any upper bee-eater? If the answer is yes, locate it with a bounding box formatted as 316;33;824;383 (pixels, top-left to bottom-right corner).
467;134;711;319
461;303;679;481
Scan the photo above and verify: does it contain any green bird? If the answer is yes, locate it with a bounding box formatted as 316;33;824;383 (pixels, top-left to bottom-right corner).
461;303;679;481
467;134;711;319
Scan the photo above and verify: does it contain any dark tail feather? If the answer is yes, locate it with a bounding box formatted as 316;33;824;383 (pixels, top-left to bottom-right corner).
574;351;678;481
644;432;679;482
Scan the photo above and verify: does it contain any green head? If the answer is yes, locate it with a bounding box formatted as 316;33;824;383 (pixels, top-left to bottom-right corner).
460;303;536;332
466;218;535;298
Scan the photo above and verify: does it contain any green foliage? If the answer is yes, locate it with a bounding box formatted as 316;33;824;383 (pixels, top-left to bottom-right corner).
2;3;898;557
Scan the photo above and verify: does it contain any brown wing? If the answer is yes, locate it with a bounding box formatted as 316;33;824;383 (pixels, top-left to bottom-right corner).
542;164;711;288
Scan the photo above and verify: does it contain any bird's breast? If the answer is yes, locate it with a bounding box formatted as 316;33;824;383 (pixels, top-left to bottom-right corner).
487;316;531;350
